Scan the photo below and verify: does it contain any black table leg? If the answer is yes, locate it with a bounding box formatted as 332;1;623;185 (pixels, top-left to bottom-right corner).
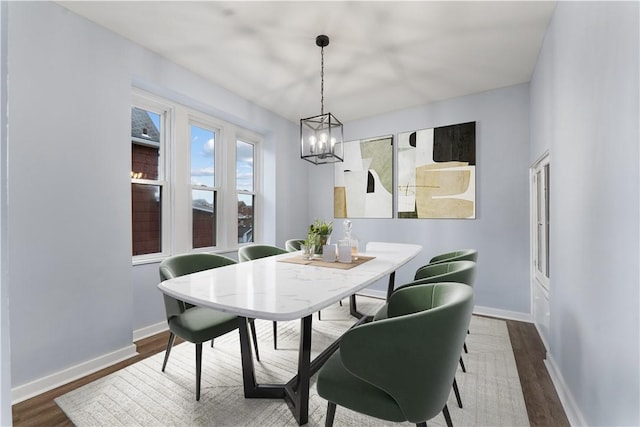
283;315;312;424
386;271;396;300
238;317;283;399
349;294;361;318
237;315;314;425
237;304;374;425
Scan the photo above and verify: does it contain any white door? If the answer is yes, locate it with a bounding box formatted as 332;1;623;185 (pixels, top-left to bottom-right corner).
531;153;550;349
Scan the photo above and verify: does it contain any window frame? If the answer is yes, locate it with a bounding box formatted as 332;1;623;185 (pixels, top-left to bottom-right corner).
188;114;224;252
131;91;173;264
131;88;263;264
531;152;550;291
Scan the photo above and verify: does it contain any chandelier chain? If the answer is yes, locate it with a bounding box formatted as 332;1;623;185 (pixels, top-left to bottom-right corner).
320;45;324;116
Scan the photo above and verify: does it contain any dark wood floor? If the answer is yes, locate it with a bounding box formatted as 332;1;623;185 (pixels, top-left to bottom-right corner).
506;320;570;427
12;319;569;427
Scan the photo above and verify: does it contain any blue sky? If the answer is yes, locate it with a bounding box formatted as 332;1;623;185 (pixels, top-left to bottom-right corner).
190;124;254;194
138;112;253;203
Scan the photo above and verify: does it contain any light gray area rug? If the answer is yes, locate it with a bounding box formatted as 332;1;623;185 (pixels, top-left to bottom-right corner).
56;297;529;426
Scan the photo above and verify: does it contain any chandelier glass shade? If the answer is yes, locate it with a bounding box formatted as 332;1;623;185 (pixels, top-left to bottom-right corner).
300;35;344;165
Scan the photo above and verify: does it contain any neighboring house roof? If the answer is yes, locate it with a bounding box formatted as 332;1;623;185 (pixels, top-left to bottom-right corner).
131;107;160;142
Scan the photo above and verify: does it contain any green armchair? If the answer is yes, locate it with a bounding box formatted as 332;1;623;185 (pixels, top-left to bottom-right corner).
373;260;476;409
415;260;477;357
317;282;474;427
238;244;288;262
427;249;477;265
380;260;477;316
285;238;305;252
159;253;260;401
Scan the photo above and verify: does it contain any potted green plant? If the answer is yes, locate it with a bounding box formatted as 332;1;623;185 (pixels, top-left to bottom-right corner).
309;219;333;254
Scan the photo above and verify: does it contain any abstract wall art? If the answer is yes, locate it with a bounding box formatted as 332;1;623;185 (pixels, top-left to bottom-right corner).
334;135;393;218
397;122;476;219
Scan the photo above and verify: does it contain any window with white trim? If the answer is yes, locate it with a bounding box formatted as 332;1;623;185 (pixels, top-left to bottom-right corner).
131;89;261;263
131;99;171;260
190;122;218;249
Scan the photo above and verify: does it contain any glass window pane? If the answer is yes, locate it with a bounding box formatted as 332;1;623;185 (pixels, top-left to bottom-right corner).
131;144;159;180
131;107;161;180
191;125;215;188
131;107;160;142
544;164;550;278
236;140;254;192
192;189;216;248
238;194;254;244
132;183;162;255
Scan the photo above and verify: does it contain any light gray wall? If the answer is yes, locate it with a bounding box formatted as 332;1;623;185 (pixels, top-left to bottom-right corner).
7;1;304;389
308;84;531;315
530;2;639;425
8;1;134;386
0;1;10;423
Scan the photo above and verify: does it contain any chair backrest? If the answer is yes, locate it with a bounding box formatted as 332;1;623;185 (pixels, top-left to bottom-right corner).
159;253;236;319
238;244;287;262
428;249;477;265
338;283;473;423
411;260;477;288
285;239;305;252
159;253;236;280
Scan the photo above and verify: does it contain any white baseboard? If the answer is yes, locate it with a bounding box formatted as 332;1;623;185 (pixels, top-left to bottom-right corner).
11;344;138;405
132;321;168;342
545;354;587;427
12;322;167;405
473;305;532;322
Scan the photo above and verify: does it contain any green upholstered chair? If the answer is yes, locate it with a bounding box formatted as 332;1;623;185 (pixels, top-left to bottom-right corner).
238;244;288;262
374;260;477;409
317;282;474;427
238;244;288;349
427;249;477;266
415;260;477;286
415;260;477;356
381;260;477;316
159;253;260;401
285;238;305;252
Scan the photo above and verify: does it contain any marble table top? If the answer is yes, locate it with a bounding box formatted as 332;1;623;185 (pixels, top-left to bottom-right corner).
158;242;422;321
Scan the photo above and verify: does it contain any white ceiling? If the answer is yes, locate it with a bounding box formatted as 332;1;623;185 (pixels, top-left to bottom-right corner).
57;1;557;123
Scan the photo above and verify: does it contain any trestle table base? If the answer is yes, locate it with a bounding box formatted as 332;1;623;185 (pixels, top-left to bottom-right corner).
237;300;371;425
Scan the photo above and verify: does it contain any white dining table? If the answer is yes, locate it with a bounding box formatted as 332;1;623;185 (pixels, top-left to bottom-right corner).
158;241;422;425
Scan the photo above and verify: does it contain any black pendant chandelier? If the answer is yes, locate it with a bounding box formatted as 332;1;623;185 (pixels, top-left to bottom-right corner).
300;35;344;165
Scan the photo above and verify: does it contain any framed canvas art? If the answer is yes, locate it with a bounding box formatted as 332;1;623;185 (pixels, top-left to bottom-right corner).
397;122;476;219
334;135;393;218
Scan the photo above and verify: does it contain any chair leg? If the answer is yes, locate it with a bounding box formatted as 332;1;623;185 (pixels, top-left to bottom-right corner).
459;355;466;373
318;310;321;320
161;332;176;372
325;402;337;427
416;423;427;427
463;341;468;354
442;404;453;427
272;321;278;349
453;377;463;408
195;342;203;401
339;300;343;306
211;339;214;348
249;319;260;362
